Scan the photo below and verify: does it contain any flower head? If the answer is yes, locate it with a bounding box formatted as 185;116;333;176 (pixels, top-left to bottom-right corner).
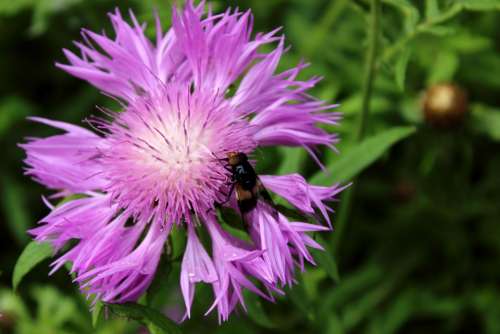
21;0;344;322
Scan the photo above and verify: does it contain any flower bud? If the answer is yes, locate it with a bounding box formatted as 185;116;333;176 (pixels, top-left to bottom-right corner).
422;83;468;127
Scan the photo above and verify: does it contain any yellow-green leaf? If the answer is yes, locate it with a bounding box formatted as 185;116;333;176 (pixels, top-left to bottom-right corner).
310;126;417;185
12;241;53;290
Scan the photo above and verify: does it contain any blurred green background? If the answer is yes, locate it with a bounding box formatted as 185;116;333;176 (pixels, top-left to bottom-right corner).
1;0;500;333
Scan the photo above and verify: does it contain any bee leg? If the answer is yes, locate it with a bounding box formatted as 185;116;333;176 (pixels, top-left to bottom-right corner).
210;152;232;171
218;182;236;206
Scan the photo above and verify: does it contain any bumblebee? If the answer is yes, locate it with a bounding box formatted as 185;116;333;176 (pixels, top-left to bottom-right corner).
225;152;276;217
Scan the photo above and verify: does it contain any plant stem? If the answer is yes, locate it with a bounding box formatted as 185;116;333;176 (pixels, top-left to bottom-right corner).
378;3;463;68
357;0;381;141
334;0;381;252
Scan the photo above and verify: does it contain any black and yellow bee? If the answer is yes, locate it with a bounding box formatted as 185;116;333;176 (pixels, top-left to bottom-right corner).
224;152;277;218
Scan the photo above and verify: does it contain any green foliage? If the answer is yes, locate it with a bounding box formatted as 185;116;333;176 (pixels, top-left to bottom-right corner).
91;301;105;329
0;285;131;334
1;177;31;245
470;103;500;141
382;0;420;32
107;303;182;334
12;241;53;290
394;47;411;91
310;126;416;184
0;97;35;137
243;290;276;329
0;0;33;16
459;0;500;11
426;49;459;84
310;235;341;283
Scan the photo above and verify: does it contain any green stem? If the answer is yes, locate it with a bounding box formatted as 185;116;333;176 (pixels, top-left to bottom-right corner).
334;0;381;252
378;3;463;68
357;0;381;141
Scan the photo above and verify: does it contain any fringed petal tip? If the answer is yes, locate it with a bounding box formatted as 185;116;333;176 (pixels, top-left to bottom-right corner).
260;173;349;227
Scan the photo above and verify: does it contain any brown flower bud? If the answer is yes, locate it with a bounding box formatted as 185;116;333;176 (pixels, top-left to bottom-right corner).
422;83;468;127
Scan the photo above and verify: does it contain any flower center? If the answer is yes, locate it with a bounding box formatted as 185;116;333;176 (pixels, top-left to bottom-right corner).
101;89;254;226
136;110;213;178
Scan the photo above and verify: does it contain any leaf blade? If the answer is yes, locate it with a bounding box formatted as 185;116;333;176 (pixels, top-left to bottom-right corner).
470;104;500;141
459;0;500;11
310;126;417;185
395;48;412;91
12;241;53;290
425;0;440;19
311;235;340;283
1;177;31;245
244;290;276;329
107;303;182;334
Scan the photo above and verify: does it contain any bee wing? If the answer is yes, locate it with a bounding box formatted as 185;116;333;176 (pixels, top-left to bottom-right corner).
254;178;280;221
234;179;280;222
235;183;257;215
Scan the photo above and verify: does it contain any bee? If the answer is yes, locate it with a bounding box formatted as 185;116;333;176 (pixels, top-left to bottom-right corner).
223;152;278;218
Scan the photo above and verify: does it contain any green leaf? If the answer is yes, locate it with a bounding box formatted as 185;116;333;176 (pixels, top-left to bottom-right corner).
287;274;315;321
276;147;307;175
342;282;392;331
327;313;345;334
319;264;383;317
63;261;76;281
310;126;417;185
12;241;53;290
1;177;31;245
444;32;492;53
470;104;500;141
395;48;411;91
341;94;391;116
302;269;327;300
133;0;174;38
311;235;340;283
107;303;182;334
92;301;104;328
146;257;172;307
425;0;440;19
243;291;275;328
29;0;82;36
400;97;423;124
414;292;464;317
0;0;33;15
427;50;459;84
459;0;500;11
168;225;187;261
419;25;457;37
0;97;34;136
318;82;341;102
382;0;420;32
32;285;84;328
380;289;418;334
302;0;350;55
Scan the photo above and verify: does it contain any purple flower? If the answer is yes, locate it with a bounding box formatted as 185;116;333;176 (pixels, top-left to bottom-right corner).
20;1;344;322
